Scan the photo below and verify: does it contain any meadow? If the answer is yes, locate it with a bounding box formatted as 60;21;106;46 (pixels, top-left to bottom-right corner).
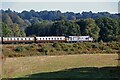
2;54;120;79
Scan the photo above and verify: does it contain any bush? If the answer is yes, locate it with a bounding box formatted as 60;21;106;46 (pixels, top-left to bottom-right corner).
14;46;26;52
25;45;33;50
108;42;120;50
73;43;78;48
101;45;111;51
3;42;120;57
52;43;61;48
52;43;61;50
63;48;69;52
40;47;49;54
50;48;55;52
92;43;99;49
70;48;74;51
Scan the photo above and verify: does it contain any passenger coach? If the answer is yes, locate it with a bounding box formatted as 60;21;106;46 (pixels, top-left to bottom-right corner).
36;36;66;43
2;37;34;43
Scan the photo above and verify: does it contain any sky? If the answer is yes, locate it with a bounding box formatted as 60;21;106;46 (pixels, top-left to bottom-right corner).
0;0;119;14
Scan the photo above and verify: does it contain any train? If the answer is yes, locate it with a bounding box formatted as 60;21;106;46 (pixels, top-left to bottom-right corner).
0;36;93;44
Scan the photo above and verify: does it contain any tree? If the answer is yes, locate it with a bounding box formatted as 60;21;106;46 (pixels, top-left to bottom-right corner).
76;18;100;41
25;20;53;36
0;22;12;36
11;23;26;37
96;17;119;42
50;21;80;36
2;13;13;26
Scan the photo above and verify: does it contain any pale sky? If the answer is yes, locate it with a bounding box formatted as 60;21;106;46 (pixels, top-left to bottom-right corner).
1;1;119;14
1;0;120;2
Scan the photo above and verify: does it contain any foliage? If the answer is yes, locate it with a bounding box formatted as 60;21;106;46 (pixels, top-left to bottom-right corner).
50;21;80;36
40;47;49;54
14;46;26;52
3;42;120;57
0;9;120;42
11;23;26;37
12;9;120;21
14;45;34;52
76;18;100;41
0;22;12;36
95;17;119;42
25;20;52;36
0;22;26;37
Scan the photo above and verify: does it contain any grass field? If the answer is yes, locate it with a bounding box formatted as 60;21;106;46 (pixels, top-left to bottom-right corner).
2;54;120;79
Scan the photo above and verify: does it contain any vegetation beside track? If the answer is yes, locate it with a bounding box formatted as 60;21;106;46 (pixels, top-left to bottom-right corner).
2;42;120;57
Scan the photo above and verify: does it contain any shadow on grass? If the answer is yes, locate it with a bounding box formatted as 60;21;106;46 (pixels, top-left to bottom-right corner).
5;66;119;80
118;53;120;67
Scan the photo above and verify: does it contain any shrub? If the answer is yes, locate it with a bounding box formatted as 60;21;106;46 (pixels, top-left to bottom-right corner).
105;48;113;53
70;48;74;51
50;48;55;52
52;43;62;51
63;48;69;52
14;46;26;52
52;43;61;48
98;44;107;50
25;45;33;50
92;43;99;49
40;47;49;54
108;42;120;50
73;43;78;48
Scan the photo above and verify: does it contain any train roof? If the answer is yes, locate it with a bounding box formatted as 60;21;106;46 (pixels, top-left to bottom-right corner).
68;36;91;37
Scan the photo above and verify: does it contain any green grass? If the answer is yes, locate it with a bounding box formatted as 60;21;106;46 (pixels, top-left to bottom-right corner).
2;54;120;78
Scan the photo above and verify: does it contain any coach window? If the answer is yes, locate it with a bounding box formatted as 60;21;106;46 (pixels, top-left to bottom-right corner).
14;38;17;40
17;38;19;40
39;38;41;40
49;38;50;40
43;38;44;40
29;38;31;40
54;38;56;40
51;38;53;40
60;38;62;40
46;38;47;40
57;38;59;40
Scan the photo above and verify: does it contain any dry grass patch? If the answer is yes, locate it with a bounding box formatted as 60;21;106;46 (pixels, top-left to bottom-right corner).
2;54;119;78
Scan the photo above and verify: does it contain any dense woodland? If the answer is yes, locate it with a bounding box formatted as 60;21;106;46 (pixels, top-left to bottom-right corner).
0;9;120;42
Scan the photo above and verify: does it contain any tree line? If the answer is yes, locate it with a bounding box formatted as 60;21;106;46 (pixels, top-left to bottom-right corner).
0;9;120;42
